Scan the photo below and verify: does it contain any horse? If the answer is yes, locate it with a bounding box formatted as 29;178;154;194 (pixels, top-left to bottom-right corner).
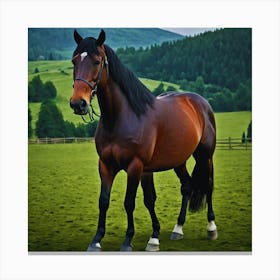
70;29;218;251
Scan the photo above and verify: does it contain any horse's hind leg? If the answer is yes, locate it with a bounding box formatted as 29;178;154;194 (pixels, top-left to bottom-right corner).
141;173;161;251
192;148;217;240
170;163;192;240
205;158;218;240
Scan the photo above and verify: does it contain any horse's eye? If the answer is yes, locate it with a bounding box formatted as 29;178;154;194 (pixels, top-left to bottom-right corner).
94;61;100;66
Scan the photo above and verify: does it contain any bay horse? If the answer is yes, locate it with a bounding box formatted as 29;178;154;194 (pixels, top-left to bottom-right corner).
70;29;217;251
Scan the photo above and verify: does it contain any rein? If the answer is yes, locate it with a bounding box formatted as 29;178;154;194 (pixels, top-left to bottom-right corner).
74;54;109;123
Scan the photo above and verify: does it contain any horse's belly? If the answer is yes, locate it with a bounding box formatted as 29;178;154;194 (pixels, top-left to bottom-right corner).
143;96;203;172
144;137;198;172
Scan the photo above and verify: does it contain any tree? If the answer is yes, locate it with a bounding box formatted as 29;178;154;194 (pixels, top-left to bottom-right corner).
234;81;251;111
64;121;76;137
247;121;252;142
29;75;45;102
28;107;33;138
28;76;57;102
44;81;57;99
28;83;35;102
194;76;205;95
152;82;165;96
166;85;177;92
36;100;65;138
242;132;246;144
179;79;188;91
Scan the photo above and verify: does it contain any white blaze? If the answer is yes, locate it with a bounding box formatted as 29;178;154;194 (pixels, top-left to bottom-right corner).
80;52;87;62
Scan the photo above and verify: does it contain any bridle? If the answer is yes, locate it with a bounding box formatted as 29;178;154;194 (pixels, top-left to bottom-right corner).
74;54;109;100
73;53;109;122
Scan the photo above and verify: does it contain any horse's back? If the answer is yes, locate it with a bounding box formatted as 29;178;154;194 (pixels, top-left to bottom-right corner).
156;91;215;138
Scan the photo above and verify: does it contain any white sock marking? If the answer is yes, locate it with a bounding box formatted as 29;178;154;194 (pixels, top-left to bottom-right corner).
147;237;160;245
207;221;217;232
172;224;183;235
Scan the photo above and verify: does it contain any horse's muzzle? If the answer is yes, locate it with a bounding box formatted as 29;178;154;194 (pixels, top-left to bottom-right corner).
70;98;89;115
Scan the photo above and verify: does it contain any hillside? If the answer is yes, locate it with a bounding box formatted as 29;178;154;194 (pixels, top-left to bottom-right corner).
28;60;181;127
117;28;251;92
28;28;183;61
28;60;251;140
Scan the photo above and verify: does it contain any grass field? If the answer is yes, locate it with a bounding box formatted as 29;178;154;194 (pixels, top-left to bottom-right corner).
28;60;252;252
28;143;251;252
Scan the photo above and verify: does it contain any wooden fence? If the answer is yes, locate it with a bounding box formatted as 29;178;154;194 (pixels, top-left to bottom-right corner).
28;137;252;150
216;137;252;150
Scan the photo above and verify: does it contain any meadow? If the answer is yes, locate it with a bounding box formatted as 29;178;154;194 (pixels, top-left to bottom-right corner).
28;60;252;252
28;143;251;252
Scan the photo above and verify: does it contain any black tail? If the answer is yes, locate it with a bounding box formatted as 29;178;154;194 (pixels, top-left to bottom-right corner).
188;158;211;212
188;188;206;212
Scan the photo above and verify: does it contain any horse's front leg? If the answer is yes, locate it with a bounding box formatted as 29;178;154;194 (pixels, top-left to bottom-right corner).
121;157;144;251
87;159;118;252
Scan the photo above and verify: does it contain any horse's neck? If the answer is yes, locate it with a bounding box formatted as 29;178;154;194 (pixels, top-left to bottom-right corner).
97;78;124;129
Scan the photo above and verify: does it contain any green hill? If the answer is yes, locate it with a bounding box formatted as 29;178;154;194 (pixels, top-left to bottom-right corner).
117;28;252;92
28;60;180;128
28;28;183;61
28;60;251;140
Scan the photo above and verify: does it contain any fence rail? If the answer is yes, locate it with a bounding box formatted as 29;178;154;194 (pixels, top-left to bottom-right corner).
28;137;252;150
28;137;94;144
216;137;252;150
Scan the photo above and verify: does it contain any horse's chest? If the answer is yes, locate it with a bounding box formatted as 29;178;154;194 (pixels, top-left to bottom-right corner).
97;141;135;170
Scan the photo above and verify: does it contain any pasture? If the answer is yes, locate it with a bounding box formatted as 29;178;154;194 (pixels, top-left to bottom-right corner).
28;59;252;252
28;143;251;252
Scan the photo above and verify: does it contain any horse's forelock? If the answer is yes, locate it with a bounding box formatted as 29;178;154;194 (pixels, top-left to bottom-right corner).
73;37;99;57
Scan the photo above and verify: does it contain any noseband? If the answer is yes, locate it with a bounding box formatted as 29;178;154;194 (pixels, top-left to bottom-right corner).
74;54;109;100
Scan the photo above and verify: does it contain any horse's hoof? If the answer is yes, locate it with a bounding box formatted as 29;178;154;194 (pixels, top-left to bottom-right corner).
207;229;218;240
170;224;184;240
120;245;133;252
170;232;184;240
87;243;102;252
145;238;160;252
207;221;218;240
145;243;160;252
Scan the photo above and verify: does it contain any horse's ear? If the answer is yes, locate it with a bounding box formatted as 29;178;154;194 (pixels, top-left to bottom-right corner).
96;29;106;46
74;29;83;44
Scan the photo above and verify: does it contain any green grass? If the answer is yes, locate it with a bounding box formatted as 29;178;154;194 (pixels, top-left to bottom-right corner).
28;143;251;252
28;60;252;251
215;111;251;139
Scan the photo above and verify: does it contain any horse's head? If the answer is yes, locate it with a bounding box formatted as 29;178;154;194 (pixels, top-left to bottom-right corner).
70;29;108;115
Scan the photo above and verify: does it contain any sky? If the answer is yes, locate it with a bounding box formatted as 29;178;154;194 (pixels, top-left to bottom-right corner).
162;28;216;36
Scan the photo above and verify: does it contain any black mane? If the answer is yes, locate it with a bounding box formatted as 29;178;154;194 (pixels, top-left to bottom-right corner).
104;45;155;116
73;36;155;116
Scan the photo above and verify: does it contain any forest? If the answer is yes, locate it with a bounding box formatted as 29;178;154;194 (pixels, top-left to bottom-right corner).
117;28;251;91
28;28;182;61
116;28;252;111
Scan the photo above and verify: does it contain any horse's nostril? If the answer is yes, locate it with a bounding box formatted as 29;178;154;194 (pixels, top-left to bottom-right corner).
70;98;88;114
80;99;87;109
70;99;75;109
